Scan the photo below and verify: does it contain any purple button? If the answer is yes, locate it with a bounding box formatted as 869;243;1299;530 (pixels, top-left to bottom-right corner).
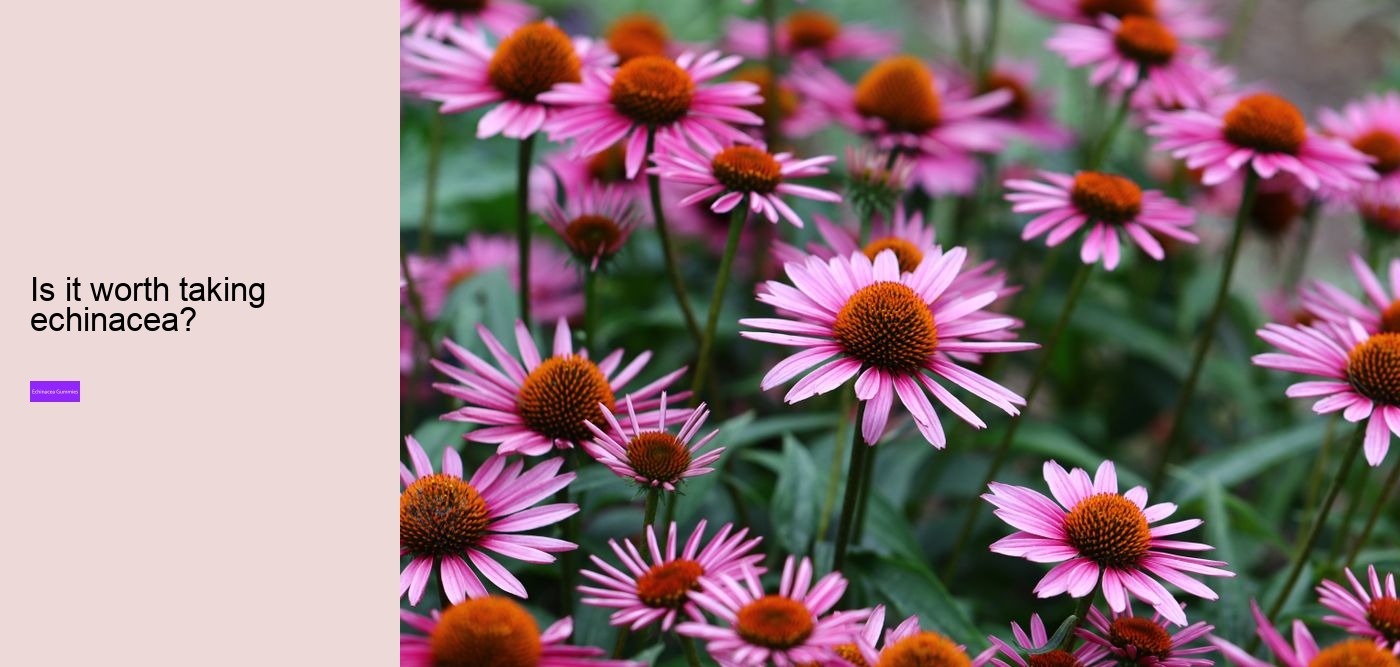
31;380;80;402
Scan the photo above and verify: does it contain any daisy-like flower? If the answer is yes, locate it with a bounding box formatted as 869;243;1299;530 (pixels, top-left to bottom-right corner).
989;613;1113;667
400;596;643;667
540;52;764;178
773;205;938;271
725;10;898;63
844;144;917;219
406;233;581;321
984;460;1234;626
1047;15;1219;110
579;520;765;631
975;61;1074;148
1360;185;1400;236
433;318;687;456
1021;0;1224;40
1004;170;1198;270
1213;601;1400;667
1320;92;1400;188
1148;92;1378;191
649;139;840;227
399;436;577;604
1301;254;1400;335
583;393;723;490
854;613;999;667
1317;564;1400;653
400;22;612;139
1253;316;1400;466
741;249;1037;448
541;185;642;272
795;56;1011;196
677;556;869;666
399;0;535;40
605;13;671;64
532;143;646;211
1078;604;1215;667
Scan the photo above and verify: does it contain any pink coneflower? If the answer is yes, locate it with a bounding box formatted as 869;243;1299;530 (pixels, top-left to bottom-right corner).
406;233;581;322
1300;254;1400;334
1148;92;1377;191
989;613;1113;667
1320;92;1400;188
433;318;687;456
1078;604;1215;667
1359;185;1400;236
1047;16;1219;110
400;22;612;139
1212;601;1400;667
1318;565;1400;653
1021;0;1224;40
540;52;764;179
741;249;1037;448
676;556;869;666
794;57;1011;196
541;185;642;271
399;436;577;604
604;13;672;64
531;143;646;211
843;144;918;218
984;460;1233;626
854;612;999;667
648;139;839;227
400;596;643;667
1253;317;1400;466
583;393;722;490
975;61;1074;148
1195;171;1310;241
773;205;938;271
1004;170;1198;270
578;520;765;631
725;10;897;63
730;66;831;140
399;0;535;40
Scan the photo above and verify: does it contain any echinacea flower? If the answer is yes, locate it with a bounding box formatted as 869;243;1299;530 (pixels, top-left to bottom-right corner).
399;0;535;40
400;22;612;138
984;460;1233;626
1004;170;1198;270
1253;317;1400;466
399;436;577;604
677;556;869;666
406;233;581;321
605;13;671;64
990;613;1113;667
583;393;723;490
1047;15;1219;110
578;520;765;631
1317;564;1400;653
1301;253;1400;335
1320;92;1400;188
1212;601;1400;667
1078;604;1215;667
1021;0;1224;40
540;52;763;178
854;613;999;667
433;318;687;456
400;596;643;667
1359;185;1400;236
1149;92;1377;191
742;249;1037;447
532;143;646;211
541;185;642;271
773;205;938;272
649;139;840;227
975;61;1074;148
844;144;917;218
725;10;897;63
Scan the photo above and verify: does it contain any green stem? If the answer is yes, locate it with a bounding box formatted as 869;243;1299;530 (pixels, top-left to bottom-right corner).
646;127;702;342
1329;464;1371;564
761;0;781;149
1151;170;1259;489
611;627;631;659
1347;458;1400;568
1220;0;1259;63
680;635;705;667
1088;80;1142;170
833;401;869;572
975;0;1002;86
691;207;747;400
817;391;856;540
1284;200;1320;290
399;244;435;360
517;134;537;329
952;0;973;68
852;430;879;542
944;260;1094;580
584;270;599;358
1061;591;1098;650
643;487;661;530
419;111;444;254
1303;415;1338;518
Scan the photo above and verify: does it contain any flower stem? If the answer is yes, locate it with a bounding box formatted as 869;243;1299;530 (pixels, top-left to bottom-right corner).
399;244;435;363
952;0;973;69
1151;170;1259;490
1346;458;1400;568
692;208;747;400
975;0;1003;86
817;390;856;539
833;400;869;573
1061;590;1098;650
761;0;781;149
643;487;661;530
646;126;702;342
1284;199;1320;290
419;110;444;254
1220;0;1259;63
1088;80;1141;170
611;627;632;659
1304;415;1338;517
680;634;704;667
517;134;537;329
1329;463;1371;564
584;269;599;358
944;260;1094;580
852;432;878;542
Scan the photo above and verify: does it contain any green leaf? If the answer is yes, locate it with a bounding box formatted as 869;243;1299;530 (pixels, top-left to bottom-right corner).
864;555;984;649
1029;616;1079;654
861;493;925;563
1013;422;1147;488
1204;477;1251;643
446;268;520;345
772;435;820;554
1168;420;1329;502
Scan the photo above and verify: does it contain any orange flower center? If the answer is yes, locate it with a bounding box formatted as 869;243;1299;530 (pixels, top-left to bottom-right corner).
1346;333;1400;406
1064;493;1152;567
430;596;543;667
736;596;815;649
733;66;800;121
563;215;624;261
787;10;842;50
401;474;489;557
635;558;705;608
1071;172;1143;224
855;56;943;134
1363;201;1400;235
625;431;692;483
1249;191;1301;236
516;355;617;443
1368;597;1400;643
1030;650;1085;667
1109;616;1174;659
606;14;669;64
1078;0;1157;19
487;22;582;103
1223;93;1307;155
834;282;939;374
609;56;695;126
1380;301;1400;334
712;146;784;194
835;643;871;667
982;71;1033;119
863;237;926;273
586;144;629;184
1113;16;1178;65
1353;129;1400;175
878;631;971;667
1306;639;1400;667
420;0;489;12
